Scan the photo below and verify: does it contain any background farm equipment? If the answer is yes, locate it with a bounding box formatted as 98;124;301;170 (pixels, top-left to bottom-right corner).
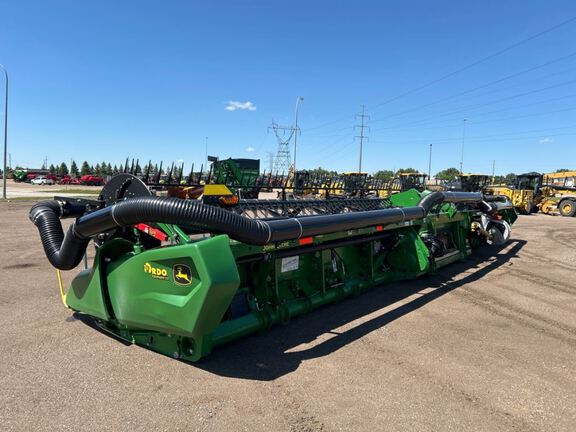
458;174;491;192
538;171;576;217
30;173;516;362
12;168;52;183
121;158;392;201
484;172;542;214
485;172;576;217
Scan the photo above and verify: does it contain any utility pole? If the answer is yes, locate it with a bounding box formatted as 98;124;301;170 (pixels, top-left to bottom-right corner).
428;144;433;180
266;151;275;173
205;137;208;173
492;160;496;183
293;96;304;173
1;64;8;199
460;118;467;174
354;105;369;173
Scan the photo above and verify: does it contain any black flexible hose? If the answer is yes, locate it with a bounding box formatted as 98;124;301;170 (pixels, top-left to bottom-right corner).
29;201;90;270
30;192;485;270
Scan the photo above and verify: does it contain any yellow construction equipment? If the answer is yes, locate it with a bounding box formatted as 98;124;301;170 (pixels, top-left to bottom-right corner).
484;172;542;214
537;171;576;217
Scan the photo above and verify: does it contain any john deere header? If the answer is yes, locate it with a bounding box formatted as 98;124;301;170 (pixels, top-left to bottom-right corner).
30;173;517;361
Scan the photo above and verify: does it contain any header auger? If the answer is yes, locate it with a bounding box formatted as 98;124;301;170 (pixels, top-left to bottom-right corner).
30;173;517;362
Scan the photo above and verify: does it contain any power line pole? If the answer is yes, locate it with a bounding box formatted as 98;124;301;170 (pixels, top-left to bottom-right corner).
354;105;369;172
270;121;296;174
205;137;208;173
428;144;433;180
460;118;467;174
492;159;496;183
293;96;304;172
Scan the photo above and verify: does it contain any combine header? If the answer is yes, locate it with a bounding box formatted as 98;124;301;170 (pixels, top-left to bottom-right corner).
30;173;516;361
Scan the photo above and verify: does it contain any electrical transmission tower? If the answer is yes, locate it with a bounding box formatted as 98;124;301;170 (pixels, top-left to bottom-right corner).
269;121;296;174
354;105;370;172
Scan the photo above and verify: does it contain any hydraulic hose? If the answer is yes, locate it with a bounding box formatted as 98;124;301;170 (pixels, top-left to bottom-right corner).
30;192;486;271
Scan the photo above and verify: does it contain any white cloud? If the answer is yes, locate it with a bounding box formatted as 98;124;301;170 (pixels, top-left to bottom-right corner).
246;147;255;152
225;101;257;111
539;137;554;144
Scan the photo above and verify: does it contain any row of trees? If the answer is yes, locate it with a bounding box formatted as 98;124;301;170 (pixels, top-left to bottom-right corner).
43;161;167;177
44;161;128;177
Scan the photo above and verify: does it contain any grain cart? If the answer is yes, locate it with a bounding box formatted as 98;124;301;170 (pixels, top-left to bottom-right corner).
30;174;516;362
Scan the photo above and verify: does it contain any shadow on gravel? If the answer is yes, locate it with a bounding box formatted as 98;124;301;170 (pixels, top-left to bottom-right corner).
196;239;526;381
75;240;525;380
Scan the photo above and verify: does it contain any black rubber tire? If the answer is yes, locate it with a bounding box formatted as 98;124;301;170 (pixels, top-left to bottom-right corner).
558;199;576;217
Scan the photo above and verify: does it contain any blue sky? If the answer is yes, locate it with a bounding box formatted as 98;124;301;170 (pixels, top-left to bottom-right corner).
1;1;575;176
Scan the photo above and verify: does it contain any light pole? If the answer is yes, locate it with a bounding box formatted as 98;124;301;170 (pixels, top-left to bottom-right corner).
428;143;433;180
205;137;208;173
293;96;304;172
1;64;8;199
459;118;467;174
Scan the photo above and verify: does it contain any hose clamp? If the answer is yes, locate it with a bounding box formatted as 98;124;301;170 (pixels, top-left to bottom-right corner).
294;218;303;239
110;205;121;227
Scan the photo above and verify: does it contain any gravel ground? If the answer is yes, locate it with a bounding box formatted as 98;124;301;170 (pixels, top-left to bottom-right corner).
1;201;575;432
2;181;100;199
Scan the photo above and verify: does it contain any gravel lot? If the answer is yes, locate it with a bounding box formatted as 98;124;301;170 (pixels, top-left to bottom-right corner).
1;201;575;432
2;181;100;199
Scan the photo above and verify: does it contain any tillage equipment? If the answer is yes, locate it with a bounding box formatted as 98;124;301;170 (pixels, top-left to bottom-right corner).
30;174;516;361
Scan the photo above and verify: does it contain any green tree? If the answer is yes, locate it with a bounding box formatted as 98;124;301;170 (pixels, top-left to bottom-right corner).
59;162;69;176
94;163;101;175
48;164;56;174
113;164;118;174
556;168;572;173
396;167;419;175
70;160;79;176
308;167;337;176
81;161;90;175
504;173;516;184
435;167;460;181
106;163;113;175
373;170;394;181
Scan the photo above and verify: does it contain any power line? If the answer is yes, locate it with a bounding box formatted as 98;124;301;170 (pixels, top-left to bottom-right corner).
366;15;576;113
371;92;576;132
368;50;576;125
277;16;576;138
370;78;576;133
371;124;576;145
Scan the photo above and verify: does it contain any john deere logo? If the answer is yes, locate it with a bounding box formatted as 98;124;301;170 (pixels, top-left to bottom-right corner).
144;262;168;280
173;264;192;286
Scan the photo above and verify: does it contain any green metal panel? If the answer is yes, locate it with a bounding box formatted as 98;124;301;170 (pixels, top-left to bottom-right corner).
386;228;430;273
105;235;240;360
66;239;134;320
